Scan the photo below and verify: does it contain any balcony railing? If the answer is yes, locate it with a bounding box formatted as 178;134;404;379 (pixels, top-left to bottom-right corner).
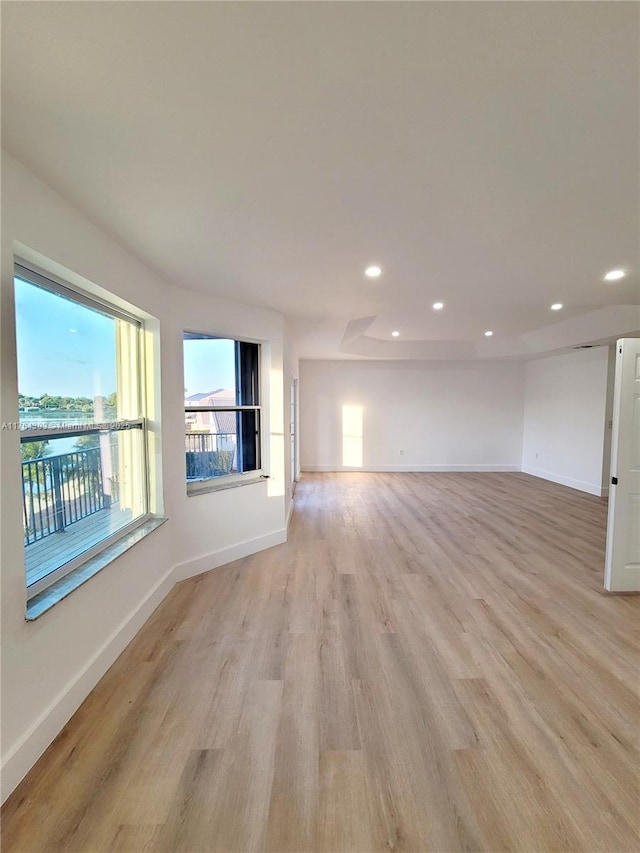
185;432;237;480
22;446;119;546
22;434;239;547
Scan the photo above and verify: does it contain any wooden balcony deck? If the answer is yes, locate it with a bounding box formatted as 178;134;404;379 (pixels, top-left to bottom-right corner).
25;506;134;588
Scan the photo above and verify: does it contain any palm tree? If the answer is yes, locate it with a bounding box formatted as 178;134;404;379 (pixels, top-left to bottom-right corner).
20;440;50;462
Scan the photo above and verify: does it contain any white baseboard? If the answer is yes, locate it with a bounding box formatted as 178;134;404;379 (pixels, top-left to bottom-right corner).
302;464;608;497
521;466;604;497
0;565;175;804
302;464;521;473
173;528;287;583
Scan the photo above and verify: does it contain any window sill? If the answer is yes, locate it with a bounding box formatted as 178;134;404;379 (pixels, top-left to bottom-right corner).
25;517;168;621
187;474;267;497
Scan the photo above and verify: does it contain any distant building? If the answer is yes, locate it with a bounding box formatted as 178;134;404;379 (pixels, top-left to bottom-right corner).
184;390;238;473
185;389;236;435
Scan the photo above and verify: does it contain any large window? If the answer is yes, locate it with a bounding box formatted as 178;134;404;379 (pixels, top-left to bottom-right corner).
14;264;149;600
183;333;261;490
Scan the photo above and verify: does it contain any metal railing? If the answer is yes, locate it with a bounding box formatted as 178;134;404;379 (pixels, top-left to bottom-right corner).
185;432;237;479
22;446;119;546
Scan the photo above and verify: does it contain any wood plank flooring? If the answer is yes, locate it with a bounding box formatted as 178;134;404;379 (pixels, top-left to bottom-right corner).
3;472;639;852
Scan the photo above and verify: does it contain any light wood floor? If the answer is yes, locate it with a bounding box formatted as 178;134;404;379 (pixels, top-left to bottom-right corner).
3;473;639;852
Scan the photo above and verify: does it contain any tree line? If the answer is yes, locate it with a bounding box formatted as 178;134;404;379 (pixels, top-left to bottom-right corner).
19;393;117;461
19;392;117;413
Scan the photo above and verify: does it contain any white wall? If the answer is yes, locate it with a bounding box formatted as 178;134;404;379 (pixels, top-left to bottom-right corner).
1;152;288;801
283;331;300;524
300;359;525;472
521;347;611;496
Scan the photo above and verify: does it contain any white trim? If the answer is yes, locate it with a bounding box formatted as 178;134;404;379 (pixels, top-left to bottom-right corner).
302;465;609;498
287;497;295;529
302;464;610;497
173;528;287;583
521;465;604;496
19;419;144;442
301;464;521;473
15;261;142;327
1;564;175;804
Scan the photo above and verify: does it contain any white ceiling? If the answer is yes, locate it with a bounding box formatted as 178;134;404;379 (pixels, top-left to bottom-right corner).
2;1;639;360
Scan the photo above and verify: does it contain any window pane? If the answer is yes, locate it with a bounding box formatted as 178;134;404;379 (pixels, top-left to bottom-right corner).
15;270;148;595
15;277;140;425
183;335;237;406
238;409;260;471
185;410;261;481
183;334;260;485
185;428;238;480
237;341;260;406
22;428;147;591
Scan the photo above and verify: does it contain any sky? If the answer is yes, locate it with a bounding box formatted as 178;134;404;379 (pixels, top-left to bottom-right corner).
15;277;117;398
15;276;237;402
183;337;236;398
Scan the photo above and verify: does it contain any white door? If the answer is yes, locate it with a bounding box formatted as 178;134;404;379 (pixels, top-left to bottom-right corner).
605;338;640;591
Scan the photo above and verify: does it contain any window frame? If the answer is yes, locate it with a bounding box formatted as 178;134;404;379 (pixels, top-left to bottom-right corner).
15;262;152;601
183;331;263;494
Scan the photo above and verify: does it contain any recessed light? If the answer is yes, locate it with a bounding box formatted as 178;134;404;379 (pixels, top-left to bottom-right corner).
391;330;400;337
432;301;444;310
484;330;494;337
550;303;563;311
365;265;382;278
604;269;625;282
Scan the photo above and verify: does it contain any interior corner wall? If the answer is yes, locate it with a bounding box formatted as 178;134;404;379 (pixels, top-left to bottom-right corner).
1;150;288;803
521;347;611;496
299;359;525;472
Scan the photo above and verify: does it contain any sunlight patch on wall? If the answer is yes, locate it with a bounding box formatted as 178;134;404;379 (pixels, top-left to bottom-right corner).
342;404;363;468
